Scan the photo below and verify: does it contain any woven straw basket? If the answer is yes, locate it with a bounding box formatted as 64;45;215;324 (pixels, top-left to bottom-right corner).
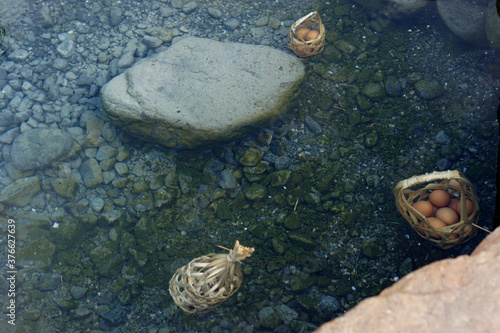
169;241;254;313
287;11;325;57
394;170;479;249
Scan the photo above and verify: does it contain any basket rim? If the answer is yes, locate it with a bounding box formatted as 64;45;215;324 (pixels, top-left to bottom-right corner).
290;11;326;39
395;170;461;191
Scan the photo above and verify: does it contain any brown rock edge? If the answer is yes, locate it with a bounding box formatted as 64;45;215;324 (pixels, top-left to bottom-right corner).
315;227;500;333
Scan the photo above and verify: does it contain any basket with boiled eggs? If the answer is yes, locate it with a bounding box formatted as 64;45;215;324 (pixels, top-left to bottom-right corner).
287;11;325;57
394;170;479;249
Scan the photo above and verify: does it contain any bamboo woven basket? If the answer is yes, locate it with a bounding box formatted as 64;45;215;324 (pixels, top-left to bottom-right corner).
287;11;325;57
169;241;254;313
394;170;479;249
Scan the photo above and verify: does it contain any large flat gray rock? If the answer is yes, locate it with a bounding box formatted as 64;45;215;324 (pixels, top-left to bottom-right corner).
101;37;305;149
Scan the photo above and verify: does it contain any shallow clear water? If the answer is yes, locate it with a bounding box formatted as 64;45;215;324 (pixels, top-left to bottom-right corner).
0;0;498;331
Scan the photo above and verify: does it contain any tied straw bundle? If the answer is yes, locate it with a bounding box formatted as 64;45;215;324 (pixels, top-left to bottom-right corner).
169;241;255;313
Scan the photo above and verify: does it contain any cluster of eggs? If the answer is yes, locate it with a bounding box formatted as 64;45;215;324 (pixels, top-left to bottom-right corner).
412;189;474;240
291;27;321;57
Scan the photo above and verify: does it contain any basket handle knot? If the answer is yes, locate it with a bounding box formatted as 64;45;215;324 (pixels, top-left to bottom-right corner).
219;240;255;264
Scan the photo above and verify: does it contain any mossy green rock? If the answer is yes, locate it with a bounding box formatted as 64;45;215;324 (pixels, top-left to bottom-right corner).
54;223;84;250
407;72;423;83
215;200;233;220
39;273;61;291
0;176;40;207
346;108;361;126
146;27;173;42
133;218;153;240
414;78;444;99
130;192;154;212
52;178;79;199
248;222;269;239
385;76;403;96
314;64;331;79
150;175;165;190
118;291;133;305
23;310;42;321
100;158;116;171
132;178;150;194
110;277;127;293
318;96;333;111
120;232;137;257
53;296;78;310
18;237;56;270
80;158;103;188
284;214;301;230
356;94;373;110
361;82;386;101
271;238;288;254
243;161;269;175
96;145;118;160
334;40;357;54
70;286;88;300
116;146;132;162
271;169;292;187
90;241;123;278
78;214;98;230
245;173;263;182
364;131;379;148
239;148;263;166
153;187;176;208
258;307;281;328
398;257;413;277
300;162;314;178
322;45;343;63
361;237;387;258
17;211;52;229
288;232;316;249
245;183;267;201
290;272;315;291
177;164;195;194
304;192;321;205
297;294;319;312
127;248;148;268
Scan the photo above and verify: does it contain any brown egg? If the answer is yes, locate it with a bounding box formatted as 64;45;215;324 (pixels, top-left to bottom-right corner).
453;198;474;217
428;217;447;229
295;27;310;40
421;217;447;239
448;233;459;240
292;44;308;57
412;200;433;217
305;29;320;41
464;199;474;216
448;198;460;211
464;224;473;233
435;207;459;225
417;222;427;236
429;189;451;207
